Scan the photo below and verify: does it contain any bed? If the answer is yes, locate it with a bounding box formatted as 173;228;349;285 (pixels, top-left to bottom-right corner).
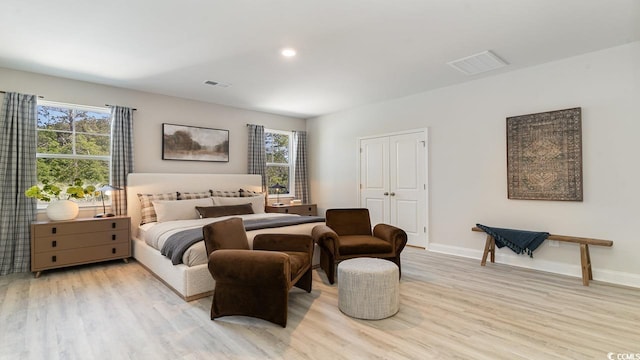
126;173;324;301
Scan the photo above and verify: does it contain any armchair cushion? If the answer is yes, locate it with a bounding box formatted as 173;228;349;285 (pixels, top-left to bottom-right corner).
284;252;310;279
338;235;394;255
254;234;313;278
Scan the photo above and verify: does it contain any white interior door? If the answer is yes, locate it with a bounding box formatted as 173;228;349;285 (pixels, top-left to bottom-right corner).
359;130;427;248
359;136;389;225
389;132;426;247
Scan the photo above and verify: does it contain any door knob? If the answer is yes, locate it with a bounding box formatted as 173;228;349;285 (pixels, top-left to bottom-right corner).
390;192;396;196
383;192;389;196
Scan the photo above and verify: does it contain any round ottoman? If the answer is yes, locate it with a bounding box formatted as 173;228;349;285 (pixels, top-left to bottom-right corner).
337;258;399;320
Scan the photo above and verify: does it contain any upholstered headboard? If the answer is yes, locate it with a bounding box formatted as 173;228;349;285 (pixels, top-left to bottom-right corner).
126;173;262;237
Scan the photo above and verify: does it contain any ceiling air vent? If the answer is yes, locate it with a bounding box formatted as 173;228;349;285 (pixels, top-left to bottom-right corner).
447;50;508;75
204;80;231;88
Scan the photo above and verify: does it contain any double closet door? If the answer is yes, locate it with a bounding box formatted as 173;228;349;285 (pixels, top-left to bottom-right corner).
359;130;428;248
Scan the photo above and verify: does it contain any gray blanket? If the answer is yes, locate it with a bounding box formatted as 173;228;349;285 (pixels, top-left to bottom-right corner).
161;216;324;265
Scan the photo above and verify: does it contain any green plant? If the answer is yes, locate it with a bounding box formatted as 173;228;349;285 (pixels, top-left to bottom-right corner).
25;178;97;202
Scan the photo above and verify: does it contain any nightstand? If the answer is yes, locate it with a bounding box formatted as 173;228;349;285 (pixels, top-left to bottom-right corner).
265;204;318;216
30;216;131;277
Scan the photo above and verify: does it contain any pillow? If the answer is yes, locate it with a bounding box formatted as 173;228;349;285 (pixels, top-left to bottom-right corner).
195;204;254;218
178;191;211;200
209;189;242;197
137;192;178;225
152;198;214;223
212;194;265;214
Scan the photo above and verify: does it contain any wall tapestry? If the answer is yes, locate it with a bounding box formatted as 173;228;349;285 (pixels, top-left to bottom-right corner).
506;107;582;201
162;123;229;162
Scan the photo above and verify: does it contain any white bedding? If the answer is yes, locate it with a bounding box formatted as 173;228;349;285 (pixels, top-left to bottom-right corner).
140;213;323;267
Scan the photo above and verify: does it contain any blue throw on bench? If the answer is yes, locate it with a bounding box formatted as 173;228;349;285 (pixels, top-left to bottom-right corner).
476;224;549;257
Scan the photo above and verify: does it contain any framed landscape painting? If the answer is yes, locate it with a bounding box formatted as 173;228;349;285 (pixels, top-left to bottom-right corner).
506;107;583;201
162;123;229;162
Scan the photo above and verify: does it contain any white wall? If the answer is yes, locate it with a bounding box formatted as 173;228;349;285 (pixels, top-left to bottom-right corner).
307;42;640;287
0;67;305;175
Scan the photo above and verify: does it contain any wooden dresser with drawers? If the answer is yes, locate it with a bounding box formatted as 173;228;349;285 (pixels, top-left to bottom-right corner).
30;216;131;277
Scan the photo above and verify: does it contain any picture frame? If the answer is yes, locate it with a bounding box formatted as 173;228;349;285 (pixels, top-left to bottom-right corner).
506;107;583;201
162;123;229;162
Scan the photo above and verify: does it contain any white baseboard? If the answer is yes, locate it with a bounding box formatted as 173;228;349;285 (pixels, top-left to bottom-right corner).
428;243;640;289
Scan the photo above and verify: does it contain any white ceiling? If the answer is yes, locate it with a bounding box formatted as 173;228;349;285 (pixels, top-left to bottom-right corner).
1;0;639;118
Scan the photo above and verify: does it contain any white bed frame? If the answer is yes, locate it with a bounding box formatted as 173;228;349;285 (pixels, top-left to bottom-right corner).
127;173;262;301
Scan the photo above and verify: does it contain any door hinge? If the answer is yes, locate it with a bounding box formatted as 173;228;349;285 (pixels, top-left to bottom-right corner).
423;184;426;190
424;226;427;233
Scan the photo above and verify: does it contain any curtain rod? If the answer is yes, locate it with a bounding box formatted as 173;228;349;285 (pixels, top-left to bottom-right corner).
246;124;300;132
0;90;44;99
105;104;137;111
1;92;136;110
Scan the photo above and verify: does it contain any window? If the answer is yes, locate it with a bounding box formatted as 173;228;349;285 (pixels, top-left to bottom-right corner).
36;100;111;205
265;129;294;196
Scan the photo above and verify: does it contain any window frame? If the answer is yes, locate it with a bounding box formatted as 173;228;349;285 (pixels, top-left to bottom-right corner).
36;100;112;208
265;128;295;198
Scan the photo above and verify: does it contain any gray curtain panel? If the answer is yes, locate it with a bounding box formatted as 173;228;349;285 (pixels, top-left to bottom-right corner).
247;124;267;192
293;131;310;203
110;106;134;216
0;92;38;275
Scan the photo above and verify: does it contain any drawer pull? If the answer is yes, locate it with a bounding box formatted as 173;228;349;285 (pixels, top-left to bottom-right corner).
112;222;116;229
52;227;57;234
112;234;116;241
52;240;57;248
112;248;116;254
52;255;57;262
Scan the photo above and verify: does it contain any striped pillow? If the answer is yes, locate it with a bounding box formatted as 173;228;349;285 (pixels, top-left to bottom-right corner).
178;192;211;200
240;189;263;197
137;192;178;224
209;189;241;197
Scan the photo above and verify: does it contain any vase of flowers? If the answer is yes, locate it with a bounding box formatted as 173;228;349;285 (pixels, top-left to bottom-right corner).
25;179;96;221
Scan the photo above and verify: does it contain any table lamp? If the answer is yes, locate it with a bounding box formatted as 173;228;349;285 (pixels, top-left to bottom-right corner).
269;183;287;206
95;184;123;218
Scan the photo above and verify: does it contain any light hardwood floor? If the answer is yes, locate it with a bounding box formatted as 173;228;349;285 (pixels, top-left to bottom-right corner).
1;247;639;360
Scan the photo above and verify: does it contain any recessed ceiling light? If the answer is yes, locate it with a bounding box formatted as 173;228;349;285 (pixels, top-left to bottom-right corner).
281;48;297;57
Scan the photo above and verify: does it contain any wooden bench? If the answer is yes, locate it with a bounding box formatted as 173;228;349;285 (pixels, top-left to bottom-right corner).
471;226;613;286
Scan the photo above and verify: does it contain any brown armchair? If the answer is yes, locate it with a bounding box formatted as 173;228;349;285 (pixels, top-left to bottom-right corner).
311;208;407;284
203;217;313;327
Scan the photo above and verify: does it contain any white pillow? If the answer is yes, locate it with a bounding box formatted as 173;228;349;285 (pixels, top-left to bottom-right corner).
212;194;265;214
152;198;214;222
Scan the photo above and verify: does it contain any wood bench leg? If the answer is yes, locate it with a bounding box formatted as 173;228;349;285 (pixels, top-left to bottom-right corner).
580;244;592;286
489;237;495;263
481;235;495;266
